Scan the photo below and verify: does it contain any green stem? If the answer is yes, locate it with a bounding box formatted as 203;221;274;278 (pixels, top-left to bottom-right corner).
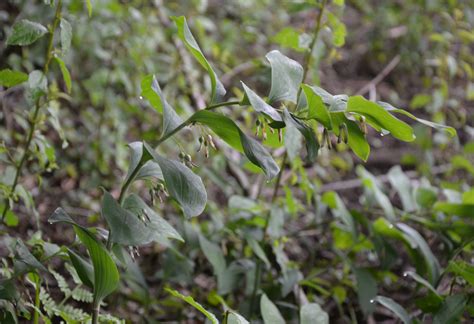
33;275;41;324
1;0;62;223
91;300;100;324
251;1;328;316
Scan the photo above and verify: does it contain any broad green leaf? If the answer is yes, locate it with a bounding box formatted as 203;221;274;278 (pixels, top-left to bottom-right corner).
247;237;270;268
260;293;285;324
101;191;183;246
266;50;303;104
282;109;319;162
2;207;19;227
354;268;377;315
433;294;468;324
397;223;440;284
144;143;207;218
388;166;416;212
13;240;47;274
123;194;183;243
271;27;305;52
347;96;415;142
60;18;72;53
28;70;48;98
6;20;48;46
49;208;119;303
125;142;162;184
331;112;369;161
165;288;218;324
301;84;332;129
284;118;303;160
142;75;182;135
0;69;28;87
67;249;94;288
0;278;18;302
433;202;474;217
300;303;329;324
446;260;474;286
189;111;279;179
224;310;249;324
141;75;162;113
74;226;119;303
171;16;225;103
377;101;457;137
54;56;72;93
241;82;282;122
373;296;411;324
199;235;226;275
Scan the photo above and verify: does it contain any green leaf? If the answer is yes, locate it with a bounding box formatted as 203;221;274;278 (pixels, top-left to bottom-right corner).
347;96;415;142
0;69;28;87
224;310;249;324
125;142;162;183
446;261;474;286
322;191;356;236
101;191;183;246
377;101;457;137
260;293;285;324
6;19;48;46
144;143;207;218
247;237;270;268
266;50;303;104
403;271;441;297
433;294;468;324
357;166;396;220
171;16;225;103
165;288;218;324
60;18;72;53
387;166;416;212
141;75;162;113
397;223;440;284
282;109;319;162
49;208;119;303
354;268;377;315
241;82;282;122
301;84;332;129
199;235;226;275
14;240;47;274
373;296;411;324
331;112;370;161
189;111;279;179
74;227;119;303
300;303;329;324
433;202;474;217
54;56;72;93
28;70;48;98
141;75;182;135
2;208;19;227
67;249;94;288
85;0;92;17
271;27;305;52
327;12;346;47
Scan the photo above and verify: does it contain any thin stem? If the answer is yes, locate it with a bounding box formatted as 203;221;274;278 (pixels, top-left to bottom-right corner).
265;0;327;228
1;0;62;222
33;275;41;324
204;100;241;111
91;300;100;324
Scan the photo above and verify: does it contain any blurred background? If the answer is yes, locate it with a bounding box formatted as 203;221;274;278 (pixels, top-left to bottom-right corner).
0;0;473;322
